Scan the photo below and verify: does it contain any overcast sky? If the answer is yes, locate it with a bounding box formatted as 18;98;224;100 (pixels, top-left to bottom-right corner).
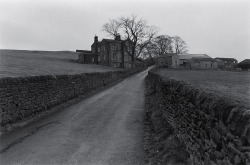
0;0;249;61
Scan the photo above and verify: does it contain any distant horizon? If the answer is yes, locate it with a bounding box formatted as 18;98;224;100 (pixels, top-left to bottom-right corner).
1;0;249;62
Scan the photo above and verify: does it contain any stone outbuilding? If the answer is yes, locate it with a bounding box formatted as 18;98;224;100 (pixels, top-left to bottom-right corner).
178;54;211;68
78;50;96;64
156;56;168;67
214;57;238;69
156;54;179;68
215;59;225;69
157;54;218;69
189;57;218;69
237;59;250;71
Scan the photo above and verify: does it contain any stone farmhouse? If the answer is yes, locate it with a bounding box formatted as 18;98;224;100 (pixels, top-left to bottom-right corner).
78;35;132;68
157;54;218;69
214;57;238;69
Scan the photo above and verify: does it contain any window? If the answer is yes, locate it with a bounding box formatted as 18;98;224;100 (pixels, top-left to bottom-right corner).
128;56;132;61
127;46;131;51
98;47;100;52
117;45;121;50
206;64;208;67
113;53;117;60
104;54;106;60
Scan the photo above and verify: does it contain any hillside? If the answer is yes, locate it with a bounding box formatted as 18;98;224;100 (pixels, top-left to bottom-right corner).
157;68;250;108
0;49;123;78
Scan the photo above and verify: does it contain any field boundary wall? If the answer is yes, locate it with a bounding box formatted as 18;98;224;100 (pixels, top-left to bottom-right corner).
146;68;250;164
0;68;145;132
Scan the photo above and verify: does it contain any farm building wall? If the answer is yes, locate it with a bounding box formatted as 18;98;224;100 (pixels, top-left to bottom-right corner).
190;60;218;69
146;69;250;164
170;54;179;68
78;53;96;64
156;57;168;67
215;58;238;70
0;68;145;131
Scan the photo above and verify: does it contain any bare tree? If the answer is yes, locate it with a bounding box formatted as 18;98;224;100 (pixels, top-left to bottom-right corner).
144;35;188;67
145;35;173;59
102;15;158;62
145;42;158;58
102;19;121;38
145;35;188;57
153;35;173;55
172;36;188;54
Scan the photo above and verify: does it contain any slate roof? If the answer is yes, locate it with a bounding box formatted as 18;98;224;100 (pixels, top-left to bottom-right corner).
102;39;119;43
214;57;237;62
191;57;215;62
238;59;250;64
178;54;211;60
158;53;177;57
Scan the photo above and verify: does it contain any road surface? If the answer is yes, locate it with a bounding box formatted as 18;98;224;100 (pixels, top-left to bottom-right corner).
0;68;150;165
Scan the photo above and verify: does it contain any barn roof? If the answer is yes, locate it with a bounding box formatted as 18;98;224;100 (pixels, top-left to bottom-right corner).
238;59;250;64
214;57;237;62
191;57;215;62
178;54;211;60
158;53;177;58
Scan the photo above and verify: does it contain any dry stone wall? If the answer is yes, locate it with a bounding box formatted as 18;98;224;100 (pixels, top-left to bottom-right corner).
146;69;250;165
0;68;144;129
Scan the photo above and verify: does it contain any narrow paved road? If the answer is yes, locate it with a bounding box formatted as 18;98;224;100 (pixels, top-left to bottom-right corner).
0;68;149;165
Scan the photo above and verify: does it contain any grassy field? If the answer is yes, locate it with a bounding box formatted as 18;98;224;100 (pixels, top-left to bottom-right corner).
0;49;123;78
157;69;250;108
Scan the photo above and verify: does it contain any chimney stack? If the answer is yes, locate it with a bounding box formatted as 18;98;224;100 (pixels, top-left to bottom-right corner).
115;34;121;41
94;35;98;43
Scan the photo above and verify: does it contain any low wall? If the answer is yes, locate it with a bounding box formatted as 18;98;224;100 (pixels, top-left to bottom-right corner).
146;69;250;164
0;68;144;130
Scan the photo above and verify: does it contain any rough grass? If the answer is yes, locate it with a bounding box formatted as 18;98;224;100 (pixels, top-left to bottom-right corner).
0;49;123;78
157;68;250;108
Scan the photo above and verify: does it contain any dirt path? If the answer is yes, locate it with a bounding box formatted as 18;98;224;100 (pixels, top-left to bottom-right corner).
0;68;150;165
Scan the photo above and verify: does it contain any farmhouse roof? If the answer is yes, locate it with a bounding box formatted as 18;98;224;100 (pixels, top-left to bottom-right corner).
102;39;119;43
178;54;211;60
101;38;131;43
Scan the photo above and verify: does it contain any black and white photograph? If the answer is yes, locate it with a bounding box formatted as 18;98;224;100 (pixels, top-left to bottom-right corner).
0;0;249;164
